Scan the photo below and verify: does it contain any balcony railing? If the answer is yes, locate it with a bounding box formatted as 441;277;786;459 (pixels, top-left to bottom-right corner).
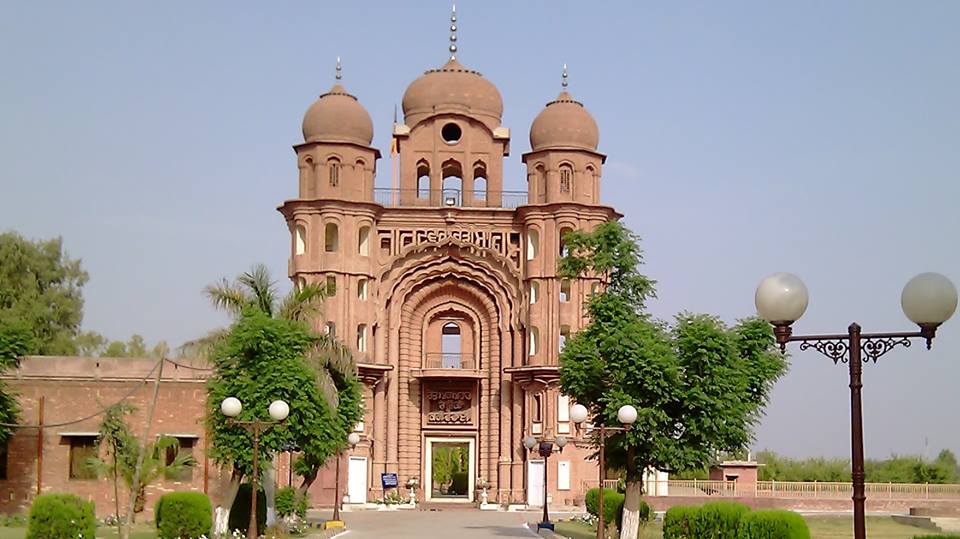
424;353;477;370
374;188;528;209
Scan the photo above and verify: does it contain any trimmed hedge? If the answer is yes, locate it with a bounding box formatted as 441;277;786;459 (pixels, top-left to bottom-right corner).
155;492;212;539
693;501;750;539
584;488;650;532
663;505;699;539
26;493;96;539
275;486;307;518
737;509;810;539
229;483;267;536
451;472;469;495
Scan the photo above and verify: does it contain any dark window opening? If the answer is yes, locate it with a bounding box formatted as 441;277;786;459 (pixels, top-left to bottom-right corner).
68;436;98;480
164;437;195;481
441;123;462;144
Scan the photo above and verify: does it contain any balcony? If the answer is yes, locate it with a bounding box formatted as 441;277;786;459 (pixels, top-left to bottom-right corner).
374;188;527;209
412;353;483;379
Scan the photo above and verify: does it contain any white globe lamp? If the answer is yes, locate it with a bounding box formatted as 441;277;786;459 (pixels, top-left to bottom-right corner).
755;272;810;324
220;397;242;418
617;404;638;426
570;403;589;425
268;400;290;421
901;272;958;327
347;432;361;447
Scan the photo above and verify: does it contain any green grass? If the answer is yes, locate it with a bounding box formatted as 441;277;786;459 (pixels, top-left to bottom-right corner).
0;523;158;539
553;516;958;539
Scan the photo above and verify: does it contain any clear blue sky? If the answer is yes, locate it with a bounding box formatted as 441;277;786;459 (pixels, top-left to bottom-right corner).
2;1;958;459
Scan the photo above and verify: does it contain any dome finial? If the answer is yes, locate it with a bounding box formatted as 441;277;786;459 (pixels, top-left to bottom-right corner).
335;56;342;81
562;63;568;90
449;4;458;60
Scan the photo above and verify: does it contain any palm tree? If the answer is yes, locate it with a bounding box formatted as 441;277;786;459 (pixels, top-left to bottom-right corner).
181;263;356;406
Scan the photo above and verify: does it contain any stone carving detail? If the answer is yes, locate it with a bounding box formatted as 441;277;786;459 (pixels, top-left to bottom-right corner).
379;228;521;269
425;387;474;426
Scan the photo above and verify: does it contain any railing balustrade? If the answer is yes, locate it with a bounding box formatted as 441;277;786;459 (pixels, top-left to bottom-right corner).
374;188;528;209
423;353;477;370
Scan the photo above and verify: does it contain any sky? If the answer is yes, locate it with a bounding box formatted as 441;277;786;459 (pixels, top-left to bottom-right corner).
1;1;958;460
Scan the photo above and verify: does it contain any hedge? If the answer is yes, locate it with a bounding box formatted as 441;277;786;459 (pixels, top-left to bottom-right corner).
692;501;750;539
228;483;267;536
737;509;810;539
26;493;97;539
155;492;212;539
663;505;699;539
275;486;308;518
584;488;650;532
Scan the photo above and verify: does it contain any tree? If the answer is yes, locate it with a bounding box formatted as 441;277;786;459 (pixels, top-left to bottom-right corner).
0;320;27;442
0;232;88;355
558;221;787;539
86;404;195;531
97;334;169;358
205;309;362;521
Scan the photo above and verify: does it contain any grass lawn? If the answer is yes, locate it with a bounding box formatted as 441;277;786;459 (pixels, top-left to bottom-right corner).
553;515;957;539
0;523;158;539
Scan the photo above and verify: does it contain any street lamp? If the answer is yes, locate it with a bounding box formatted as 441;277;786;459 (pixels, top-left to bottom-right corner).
220;397;290;539
524;433;568;531
571;403;637;539
755;272;957;539
330;431;362;525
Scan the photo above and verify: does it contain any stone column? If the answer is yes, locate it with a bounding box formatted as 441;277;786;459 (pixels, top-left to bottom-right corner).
372;376;387;498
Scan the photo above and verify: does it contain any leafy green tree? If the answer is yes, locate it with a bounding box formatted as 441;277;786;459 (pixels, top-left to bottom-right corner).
0;320;29;442
0;232;88;355
206;308;362;530
558;222;787;539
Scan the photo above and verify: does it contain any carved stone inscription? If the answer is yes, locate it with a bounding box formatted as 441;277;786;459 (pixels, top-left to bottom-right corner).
425;385;475;426
379;228;521;269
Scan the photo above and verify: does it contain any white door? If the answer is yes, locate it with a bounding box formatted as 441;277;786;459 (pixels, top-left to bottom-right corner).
347;457;367;504
527;460;545;506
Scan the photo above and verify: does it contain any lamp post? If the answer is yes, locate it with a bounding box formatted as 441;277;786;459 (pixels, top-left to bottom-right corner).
331;431;361;524
524;434;568;531
220;397;290;539
755;272;957;539
569;404;637;539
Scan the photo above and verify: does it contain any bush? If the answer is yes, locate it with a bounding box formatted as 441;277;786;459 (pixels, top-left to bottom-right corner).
451;472;469;495
737;509;810;539
663;505;699;539
692;501;750;539
26;493;96;539
229;484;267;536
275;486;307;518
585;488;625;526
154;492;212;539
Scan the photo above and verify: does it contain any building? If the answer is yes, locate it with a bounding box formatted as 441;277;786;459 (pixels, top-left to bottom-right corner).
277;18;621;507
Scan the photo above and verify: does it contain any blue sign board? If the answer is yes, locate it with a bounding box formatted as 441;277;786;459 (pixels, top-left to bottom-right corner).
381;472;399;489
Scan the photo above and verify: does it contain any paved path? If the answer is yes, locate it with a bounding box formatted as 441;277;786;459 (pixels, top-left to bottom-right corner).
313;509;573;538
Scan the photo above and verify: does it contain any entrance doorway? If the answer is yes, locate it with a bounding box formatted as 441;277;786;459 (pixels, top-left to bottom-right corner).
347;456;367;504
527;459;545;506
424;437;475;502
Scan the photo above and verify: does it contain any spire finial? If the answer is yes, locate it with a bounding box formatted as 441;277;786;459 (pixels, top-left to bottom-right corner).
562;63;568;90
449;4;458;60
335;56;342;81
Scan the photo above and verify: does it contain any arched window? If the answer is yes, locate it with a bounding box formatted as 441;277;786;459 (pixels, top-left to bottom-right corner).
473;161;487;202
559;164;573;194
357;324;367;353
325;322;336;337
442;159;463;206
358;226;370;256
533;394;543;424
560;280;571;302
529;327;539;356
324;223;339;252
535;164;547;202
357;278;368;300
294;225;306;255
559;227;574;257
441;322;462;368
328;158;340;187
417;161;430;199
529;281;539;305
527;229;539;261
325;275;337;296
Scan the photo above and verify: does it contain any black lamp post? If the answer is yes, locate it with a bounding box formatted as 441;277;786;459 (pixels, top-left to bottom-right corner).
755;272;957;539
524;434;568;531
220;397;290;539
570;404;638;539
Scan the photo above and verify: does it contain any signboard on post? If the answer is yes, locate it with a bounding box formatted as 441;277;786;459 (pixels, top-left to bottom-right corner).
381;472;399;490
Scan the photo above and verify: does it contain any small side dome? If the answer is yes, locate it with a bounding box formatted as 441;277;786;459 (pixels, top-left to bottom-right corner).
529;91;599;152
302;83;374;146
401;59;504;130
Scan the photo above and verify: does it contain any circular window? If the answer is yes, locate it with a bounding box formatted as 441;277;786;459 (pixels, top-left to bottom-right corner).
441;123;462;144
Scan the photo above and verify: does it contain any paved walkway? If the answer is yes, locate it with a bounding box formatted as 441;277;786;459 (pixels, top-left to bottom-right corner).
311;509;576;538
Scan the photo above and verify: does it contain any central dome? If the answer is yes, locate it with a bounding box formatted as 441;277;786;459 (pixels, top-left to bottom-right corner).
401;59;503;130
301;83;374;146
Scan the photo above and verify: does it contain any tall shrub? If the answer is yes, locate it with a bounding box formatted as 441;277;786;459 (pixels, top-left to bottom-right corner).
155;492;212;539
585;487;626;526
737;509;810;539
26;493;96;539
663;506;699;539
275;486;307;518
692;501;750;539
